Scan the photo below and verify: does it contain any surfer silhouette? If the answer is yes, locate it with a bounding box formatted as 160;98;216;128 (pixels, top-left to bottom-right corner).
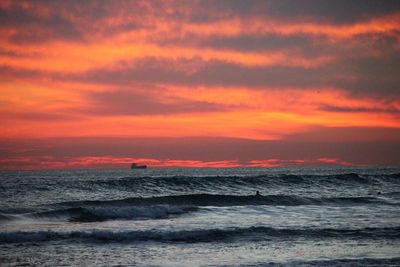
256;190;261;196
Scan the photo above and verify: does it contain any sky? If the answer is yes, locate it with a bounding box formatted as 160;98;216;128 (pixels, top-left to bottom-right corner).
0;0;400;170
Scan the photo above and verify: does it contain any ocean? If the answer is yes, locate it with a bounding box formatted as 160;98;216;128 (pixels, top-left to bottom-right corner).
0;167;399;266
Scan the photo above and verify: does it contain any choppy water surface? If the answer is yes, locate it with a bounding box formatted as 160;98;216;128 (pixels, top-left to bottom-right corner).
1;167;400;266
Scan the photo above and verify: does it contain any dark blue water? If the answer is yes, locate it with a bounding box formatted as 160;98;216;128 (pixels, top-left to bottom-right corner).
1;167;400;266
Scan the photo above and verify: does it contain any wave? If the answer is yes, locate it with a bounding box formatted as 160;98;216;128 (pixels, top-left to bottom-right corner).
59;193;394;208
6;193;391;223
1;226;399;244
22;205;197;222
93;172;400;190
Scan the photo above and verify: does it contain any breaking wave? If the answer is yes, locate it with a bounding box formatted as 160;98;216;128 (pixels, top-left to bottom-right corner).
24;205;197;222
59;193;395;208
1;226;399;244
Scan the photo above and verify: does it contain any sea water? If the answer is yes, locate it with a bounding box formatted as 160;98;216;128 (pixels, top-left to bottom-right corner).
0;167;399;266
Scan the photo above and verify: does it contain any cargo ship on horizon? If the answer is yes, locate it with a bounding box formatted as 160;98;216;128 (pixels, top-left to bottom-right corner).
130;163;147;169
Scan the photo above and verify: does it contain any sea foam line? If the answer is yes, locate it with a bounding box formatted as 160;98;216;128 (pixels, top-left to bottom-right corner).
1;226;399;244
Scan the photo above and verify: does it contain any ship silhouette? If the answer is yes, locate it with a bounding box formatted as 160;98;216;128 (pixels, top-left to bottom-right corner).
131;163;147;169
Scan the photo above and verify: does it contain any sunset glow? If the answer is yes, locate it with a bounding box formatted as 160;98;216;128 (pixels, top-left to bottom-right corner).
1;0;399;169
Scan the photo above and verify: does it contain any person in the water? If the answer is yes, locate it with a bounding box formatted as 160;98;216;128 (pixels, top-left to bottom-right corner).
256;190;261;196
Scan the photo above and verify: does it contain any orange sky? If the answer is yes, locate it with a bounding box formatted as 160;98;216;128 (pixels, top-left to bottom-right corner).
0;0;399;169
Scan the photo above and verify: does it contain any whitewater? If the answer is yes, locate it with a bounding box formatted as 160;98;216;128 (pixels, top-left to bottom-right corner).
0;167;399;266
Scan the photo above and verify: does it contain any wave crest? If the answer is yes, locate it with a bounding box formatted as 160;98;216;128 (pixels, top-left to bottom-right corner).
59;193;393;208
29;205;197;222
1;226;399;244
93;172;400;191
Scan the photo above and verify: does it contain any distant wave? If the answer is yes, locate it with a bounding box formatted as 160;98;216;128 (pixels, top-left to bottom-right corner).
90;172;400;192
1;226;399;244
59;193;395;208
